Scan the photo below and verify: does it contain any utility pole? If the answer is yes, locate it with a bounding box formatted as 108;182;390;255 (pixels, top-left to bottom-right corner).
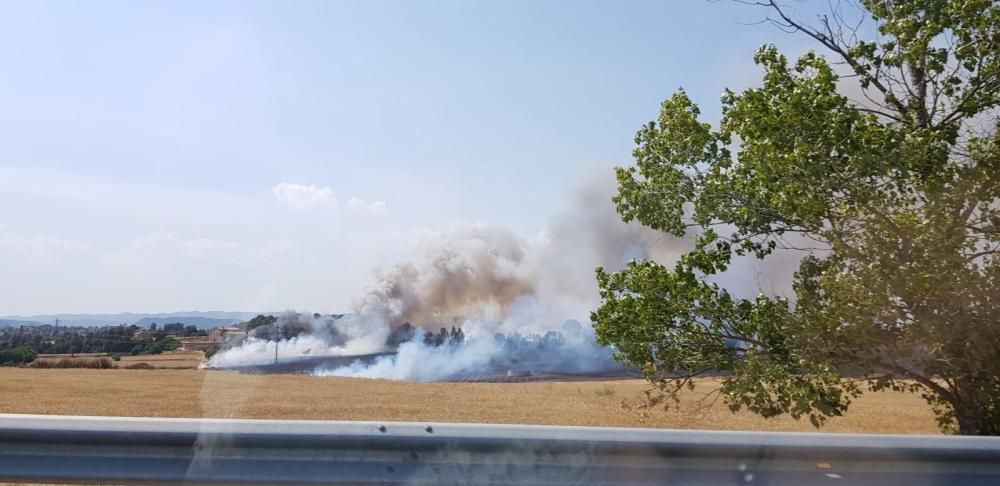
274;320;280;365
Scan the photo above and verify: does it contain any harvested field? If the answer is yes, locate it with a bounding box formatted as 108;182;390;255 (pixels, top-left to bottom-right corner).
178;338;216;352
0;368;940;434
119;350;204;369
35;353;107;359
33;350;205;369
33;354;109;367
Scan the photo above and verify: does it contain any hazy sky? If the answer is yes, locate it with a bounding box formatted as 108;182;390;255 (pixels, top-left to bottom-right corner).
0;0;820;315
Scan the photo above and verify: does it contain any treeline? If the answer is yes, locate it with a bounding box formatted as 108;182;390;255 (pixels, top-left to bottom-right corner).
0;322;203;361
0;345;37;365
223;314;577;356
232;315;570;352
240;313;344;343
492;330;567;352
147;322;208;337
422;326;465;347
378;322;468;348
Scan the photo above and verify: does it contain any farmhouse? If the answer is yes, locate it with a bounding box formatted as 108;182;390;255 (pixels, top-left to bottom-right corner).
207;326;245;343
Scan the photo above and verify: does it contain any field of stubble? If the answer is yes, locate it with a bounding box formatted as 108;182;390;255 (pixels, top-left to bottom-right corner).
0;368;941;434
34;350;205;369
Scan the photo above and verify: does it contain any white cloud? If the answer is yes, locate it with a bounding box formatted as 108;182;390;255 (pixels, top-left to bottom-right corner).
271;183;335;209
0;167;419;314
348;197;387;214
0;225;415;315
0;227;92;265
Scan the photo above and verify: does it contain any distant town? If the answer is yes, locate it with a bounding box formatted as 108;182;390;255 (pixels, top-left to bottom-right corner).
0;315;274;366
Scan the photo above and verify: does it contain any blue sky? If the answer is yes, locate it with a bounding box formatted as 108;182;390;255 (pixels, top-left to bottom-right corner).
0;0;821;315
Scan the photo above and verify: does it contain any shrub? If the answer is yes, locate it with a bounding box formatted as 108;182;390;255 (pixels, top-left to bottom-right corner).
92;357;116;369
0;345;38;365
127;362;154;370
160;338;182;352
31;357;117;369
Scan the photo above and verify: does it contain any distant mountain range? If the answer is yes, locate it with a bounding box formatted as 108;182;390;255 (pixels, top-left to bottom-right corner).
134;316;241;329
0;311;278;329
0;319;51;328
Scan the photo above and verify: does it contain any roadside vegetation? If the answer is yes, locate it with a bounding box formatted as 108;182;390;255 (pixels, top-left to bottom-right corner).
594;0;1000;435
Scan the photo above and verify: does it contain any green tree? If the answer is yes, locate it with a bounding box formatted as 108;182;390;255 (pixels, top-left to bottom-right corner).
0;345;37;365
162;323;186;334
593;0;1000;435
159;337;182;352
245;314;278;331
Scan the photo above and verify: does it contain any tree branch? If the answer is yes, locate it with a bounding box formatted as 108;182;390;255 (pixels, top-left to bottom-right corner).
762;0;910;117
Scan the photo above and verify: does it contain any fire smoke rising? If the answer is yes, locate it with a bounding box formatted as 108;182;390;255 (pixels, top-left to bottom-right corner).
208;169;796;380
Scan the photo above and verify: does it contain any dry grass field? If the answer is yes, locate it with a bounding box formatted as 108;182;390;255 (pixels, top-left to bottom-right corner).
0;368;941;434
33;350;205;369
118;350;205;369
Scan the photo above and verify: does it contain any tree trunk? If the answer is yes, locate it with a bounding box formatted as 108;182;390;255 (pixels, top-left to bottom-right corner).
955;406;993;436
951;382;999;436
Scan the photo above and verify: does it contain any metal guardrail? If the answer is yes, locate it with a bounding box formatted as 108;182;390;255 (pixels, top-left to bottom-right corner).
1;414;999;485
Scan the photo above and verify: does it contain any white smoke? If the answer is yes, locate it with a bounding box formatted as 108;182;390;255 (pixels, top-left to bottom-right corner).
205;312;388;368
208;168;799;378
317;323;619;382
318;330;500;381
207;333;334;368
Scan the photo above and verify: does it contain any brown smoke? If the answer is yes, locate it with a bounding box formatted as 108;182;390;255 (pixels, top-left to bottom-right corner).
352;225;536;327
348;168;694;331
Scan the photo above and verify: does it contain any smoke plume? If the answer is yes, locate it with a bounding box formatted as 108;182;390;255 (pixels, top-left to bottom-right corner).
208;168;799;379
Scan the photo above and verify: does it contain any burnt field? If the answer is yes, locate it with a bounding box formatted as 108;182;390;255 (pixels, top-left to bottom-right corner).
212;352;637;382
212;352;392;374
